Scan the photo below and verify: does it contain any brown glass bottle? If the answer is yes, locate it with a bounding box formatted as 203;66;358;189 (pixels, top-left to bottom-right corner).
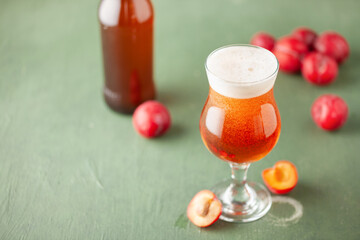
99;0;155;113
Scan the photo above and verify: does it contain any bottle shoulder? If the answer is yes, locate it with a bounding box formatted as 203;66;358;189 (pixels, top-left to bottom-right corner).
99;0;153;27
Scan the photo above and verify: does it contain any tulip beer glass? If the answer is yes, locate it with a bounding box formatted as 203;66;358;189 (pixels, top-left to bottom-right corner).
200;45;280;222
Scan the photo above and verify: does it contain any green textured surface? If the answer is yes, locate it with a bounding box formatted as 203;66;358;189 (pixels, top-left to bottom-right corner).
0;0;360;239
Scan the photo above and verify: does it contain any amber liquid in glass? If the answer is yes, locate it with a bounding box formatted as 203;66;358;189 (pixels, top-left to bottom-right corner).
100;0;155;113
200;87;281;163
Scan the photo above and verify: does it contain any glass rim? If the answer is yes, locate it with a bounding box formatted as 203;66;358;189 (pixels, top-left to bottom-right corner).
205;44;279;86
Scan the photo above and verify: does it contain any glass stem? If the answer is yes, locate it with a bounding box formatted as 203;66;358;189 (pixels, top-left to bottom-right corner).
229;163;252;203
231;163;250;184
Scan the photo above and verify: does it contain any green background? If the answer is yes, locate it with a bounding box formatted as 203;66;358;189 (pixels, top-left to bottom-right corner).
0;0;359;239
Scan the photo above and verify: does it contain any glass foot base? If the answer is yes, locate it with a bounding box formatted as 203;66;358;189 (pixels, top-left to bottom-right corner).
212;180;272;223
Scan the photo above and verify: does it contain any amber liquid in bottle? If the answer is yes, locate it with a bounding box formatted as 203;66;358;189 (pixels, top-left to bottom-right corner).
99;0;155;113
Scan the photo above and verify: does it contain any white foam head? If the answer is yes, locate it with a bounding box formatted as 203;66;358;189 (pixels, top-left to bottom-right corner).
205;45;279;99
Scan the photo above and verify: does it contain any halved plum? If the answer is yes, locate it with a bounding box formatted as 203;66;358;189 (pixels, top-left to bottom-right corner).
262;161;298;194
187;190;222;227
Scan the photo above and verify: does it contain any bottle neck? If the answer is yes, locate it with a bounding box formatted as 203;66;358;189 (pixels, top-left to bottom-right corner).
99;0;153;27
